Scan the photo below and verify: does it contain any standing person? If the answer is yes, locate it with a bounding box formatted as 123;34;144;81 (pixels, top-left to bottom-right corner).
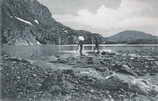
94;36;100;54
78;36;85;56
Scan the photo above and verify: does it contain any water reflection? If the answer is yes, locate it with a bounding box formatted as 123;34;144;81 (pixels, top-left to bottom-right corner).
2;44;158;58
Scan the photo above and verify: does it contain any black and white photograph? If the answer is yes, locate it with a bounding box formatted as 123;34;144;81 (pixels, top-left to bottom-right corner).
1;0;158;101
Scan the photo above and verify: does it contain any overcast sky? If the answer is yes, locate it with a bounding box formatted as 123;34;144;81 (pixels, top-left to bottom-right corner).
38;0;158;36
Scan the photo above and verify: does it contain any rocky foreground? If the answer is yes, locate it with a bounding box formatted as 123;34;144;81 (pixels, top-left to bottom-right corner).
1;50;158;101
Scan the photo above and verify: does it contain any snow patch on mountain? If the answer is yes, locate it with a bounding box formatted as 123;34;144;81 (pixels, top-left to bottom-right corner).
15;17;33;25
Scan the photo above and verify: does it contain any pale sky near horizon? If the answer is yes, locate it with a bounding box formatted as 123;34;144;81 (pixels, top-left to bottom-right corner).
38;0;158;37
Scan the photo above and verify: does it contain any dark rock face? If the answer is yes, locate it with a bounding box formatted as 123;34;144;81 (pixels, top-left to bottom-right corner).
1;0;104;45
2;0;56;45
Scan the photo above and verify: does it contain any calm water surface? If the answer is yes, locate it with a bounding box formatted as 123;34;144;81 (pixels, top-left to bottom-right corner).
2;44;158;58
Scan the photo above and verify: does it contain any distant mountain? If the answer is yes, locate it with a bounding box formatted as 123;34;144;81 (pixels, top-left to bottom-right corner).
1;0;104;45
105;30;158;44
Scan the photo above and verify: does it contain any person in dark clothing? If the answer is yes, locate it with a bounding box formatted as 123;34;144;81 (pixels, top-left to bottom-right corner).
78;36;85;56
94;36;100;54
79;41;83;56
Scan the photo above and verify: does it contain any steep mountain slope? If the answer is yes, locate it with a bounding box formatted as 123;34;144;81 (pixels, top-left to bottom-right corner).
2;0;53;45
106;30;158;44
1;0;104;45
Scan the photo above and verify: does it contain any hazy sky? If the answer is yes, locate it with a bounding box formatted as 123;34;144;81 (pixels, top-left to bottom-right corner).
38;0;158;36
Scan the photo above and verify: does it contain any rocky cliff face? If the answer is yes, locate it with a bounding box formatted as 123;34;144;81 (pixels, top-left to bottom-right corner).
1;0;104;45
2;0;60;45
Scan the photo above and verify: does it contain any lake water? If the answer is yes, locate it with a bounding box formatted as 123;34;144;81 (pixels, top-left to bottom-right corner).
58;44;158;56
2;44;158;58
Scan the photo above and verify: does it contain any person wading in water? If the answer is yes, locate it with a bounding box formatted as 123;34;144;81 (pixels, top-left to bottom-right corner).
78;36;85;56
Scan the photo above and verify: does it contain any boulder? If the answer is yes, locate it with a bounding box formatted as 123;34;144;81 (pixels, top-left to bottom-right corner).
101;50;116;56
48;55;58;63
111;64;137;76
155;61;158;66
103;72;157;96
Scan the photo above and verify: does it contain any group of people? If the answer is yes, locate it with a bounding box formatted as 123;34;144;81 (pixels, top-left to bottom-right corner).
77;35;100;56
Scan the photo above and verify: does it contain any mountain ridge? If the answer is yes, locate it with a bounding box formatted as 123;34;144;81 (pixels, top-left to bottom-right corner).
105;30;158;44
1;0;104;45
1;0;158;45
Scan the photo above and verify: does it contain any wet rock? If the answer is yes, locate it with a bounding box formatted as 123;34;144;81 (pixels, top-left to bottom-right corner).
56;54;76;64
102;73;158;96
87;56;94;64
155;61;158;66
101;51;116;56
48;56;58;63
67;57;77;65
111;64;137;77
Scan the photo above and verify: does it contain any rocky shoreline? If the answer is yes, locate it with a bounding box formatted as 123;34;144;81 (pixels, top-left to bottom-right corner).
1;50;158;101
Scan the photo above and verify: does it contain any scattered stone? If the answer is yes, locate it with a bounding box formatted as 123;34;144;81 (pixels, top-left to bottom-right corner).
112;64;137;77
48;56;58;63
2;48;158;101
